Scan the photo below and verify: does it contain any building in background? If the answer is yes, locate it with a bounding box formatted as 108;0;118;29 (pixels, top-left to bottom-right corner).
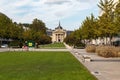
46;22;73;43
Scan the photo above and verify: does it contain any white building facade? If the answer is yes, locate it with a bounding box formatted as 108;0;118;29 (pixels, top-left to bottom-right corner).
52;22;67;42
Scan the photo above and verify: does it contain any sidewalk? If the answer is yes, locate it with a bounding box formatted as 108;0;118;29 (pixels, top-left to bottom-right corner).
0;48;69;52
65;44;120;80
0;48;9;52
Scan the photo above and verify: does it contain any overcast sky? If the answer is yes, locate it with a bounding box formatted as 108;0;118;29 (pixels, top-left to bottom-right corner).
0;0;99;30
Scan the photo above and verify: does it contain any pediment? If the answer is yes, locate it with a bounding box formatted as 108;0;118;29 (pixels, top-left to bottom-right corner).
53;29;66;33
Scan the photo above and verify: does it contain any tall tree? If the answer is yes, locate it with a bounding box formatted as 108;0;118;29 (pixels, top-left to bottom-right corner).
30;18;46;34
81;14;98;40
98;0;115;15
98;0;116;44
114;0;120;34
0;12;11;39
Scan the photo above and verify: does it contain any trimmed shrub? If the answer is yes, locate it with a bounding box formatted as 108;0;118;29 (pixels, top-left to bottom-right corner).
116;47;120;57
9;41;23;48
85;45;96;53
118;52;120;57
96;45;104;55
96;46;120;58
74;42;85;49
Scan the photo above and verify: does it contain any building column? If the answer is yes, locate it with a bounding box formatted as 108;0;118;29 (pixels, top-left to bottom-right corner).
58;34;60;42
56;34;57;42
60;34;62;42
61;34;63;42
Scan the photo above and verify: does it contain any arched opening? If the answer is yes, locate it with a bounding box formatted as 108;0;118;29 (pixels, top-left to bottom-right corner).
58;39;61;42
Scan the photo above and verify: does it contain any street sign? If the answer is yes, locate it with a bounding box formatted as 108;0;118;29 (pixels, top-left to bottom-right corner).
27;40;35;48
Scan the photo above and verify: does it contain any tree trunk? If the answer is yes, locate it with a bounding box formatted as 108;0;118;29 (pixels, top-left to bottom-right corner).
0;38;2;47
105;36;107;45
109;36;113;46
95;38;98;45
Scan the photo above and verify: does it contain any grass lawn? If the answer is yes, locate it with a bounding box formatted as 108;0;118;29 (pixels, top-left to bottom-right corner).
0;51;97;80
39;43;66;49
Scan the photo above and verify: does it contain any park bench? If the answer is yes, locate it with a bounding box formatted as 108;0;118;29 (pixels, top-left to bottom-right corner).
11;46;20;48
77;53;91;62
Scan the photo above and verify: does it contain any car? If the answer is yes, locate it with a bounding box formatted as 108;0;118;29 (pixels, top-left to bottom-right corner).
1;44;8;48
113;40;120;46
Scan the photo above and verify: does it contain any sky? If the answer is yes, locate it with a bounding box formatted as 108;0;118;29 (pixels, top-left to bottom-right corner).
0;0;99;30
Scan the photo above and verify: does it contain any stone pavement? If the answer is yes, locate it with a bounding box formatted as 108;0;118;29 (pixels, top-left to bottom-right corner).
65;44;120;80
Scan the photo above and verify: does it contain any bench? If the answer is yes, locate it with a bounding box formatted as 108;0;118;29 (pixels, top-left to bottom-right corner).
77;53;91;62
83;55;91;62
11;46;20;48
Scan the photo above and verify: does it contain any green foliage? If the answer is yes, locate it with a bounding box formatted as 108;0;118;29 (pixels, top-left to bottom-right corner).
0;51;97;80
0;13;12;38
64;14;97;46
22;18;51;45
97;0;117;38
22;29;33;40
64;32;76;46
0;13;51;45
65;0;120;46
22;30;52;45
81;14;98;39
30;18;46;34
114;0;120;33
0;13;24;40
38;35;52;44
98;0;115;13
9;40;23;48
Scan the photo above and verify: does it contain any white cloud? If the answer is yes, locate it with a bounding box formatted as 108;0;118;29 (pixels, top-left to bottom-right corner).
44;0;70;5
0;0;99;30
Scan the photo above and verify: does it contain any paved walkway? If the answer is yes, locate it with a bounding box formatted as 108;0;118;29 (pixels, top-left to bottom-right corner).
65;44;120;80
0;48;69;52
0;48;9;52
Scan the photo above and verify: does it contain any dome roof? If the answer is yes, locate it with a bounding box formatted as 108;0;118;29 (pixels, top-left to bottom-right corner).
55;21;63;29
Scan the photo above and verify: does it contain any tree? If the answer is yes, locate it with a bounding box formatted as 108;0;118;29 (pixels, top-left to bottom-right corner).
0;12;12;39
98;0;115;15
64;14;98;46
0;12;52;46
114;0;120;34
80;14;98;40
98;0;117;44
22;30;33;41
64;33;76;46
65;0;119;46
38;34;52;44
30;18;46;34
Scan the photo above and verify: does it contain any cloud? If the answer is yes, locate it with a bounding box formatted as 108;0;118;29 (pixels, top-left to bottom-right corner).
0;0;99;30
44;0;70;5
